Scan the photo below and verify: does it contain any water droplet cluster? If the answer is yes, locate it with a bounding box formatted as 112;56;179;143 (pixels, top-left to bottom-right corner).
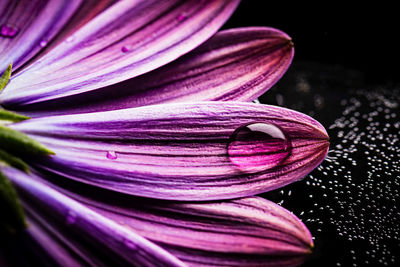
265;88;400;266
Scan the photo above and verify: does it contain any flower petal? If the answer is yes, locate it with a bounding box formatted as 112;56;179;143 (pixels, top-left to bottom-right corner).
3;27;293;116
12;102;329;201
3;167;186;266
24;216;100;266
0;0;112;72
34;171;313;266
0;0;239;109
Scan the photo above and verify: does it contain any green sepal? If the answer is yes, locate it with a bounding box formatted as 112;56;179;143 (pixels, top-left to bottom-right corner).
0;63;12;92
0;149;30;173
0;169;27;234
0;109;30;124
0;125;55;157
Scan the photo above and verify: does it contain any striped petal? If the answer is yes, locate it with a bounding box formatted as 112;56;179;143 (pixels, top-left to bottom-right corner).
3;27;293;116
0;0;239;109
34;171;314;267
12;102;329;201
3;167;185;267
0;0;113;72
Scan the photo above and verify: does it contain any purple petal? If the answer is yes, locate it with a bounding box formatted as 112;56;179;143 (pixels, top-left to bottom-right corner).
12;102;329;201
35;172;313;266
0;0;111;72
0;0;239;108
2;167;186;266
3;27;293;116
25;216;97;266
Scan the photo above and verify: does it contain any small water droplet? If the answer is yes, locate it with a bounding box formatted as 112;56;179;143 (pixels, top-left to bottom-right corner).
66;211;77;225
106;151;118;160
176;14;186;21
39;40;48;47
0;24;19;38
227;122;291;173
65;36;75;43
121;45;131;53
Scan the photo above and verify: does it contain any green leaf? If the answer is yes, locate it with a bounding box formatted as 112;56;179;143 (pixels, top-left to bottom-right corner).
0;149;29;173
0;125;55;157
0;109;30;123
0;63;12;92
0;169;27;234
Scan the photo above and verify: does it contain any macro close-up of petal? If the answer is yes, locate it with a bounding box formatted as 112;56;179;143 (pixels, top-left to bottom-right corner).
0;0;240;109
4;166;313;266
0;0;333;266
11;102;329;201
2;27;294;116
2;167;185;267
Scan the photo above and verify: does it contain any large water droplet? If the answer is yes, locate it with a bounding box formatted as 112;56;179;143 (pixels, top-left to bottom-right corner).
228;122;291;173
0;24;19;38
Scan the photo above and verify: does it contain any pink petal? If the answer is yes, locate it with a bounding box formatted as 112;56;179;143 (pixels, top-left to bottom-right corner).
0;0;112;72
12;102;329;201
3;166;186;266
4;27;294;116
1;0;239;108
43;171;314;266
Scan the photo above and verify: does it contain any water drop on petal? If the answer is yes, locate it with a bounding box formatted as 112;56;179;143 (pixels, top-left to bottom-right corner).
39;40;48;47
106;151;118;160
65;36;75;43
227;122;291;173
176;14;186;21
0;24;19;38
121;45;131;53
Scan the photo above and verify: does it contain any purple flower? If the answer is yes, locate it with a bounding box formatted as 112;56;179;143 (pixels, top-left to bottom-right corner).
0;1;329;266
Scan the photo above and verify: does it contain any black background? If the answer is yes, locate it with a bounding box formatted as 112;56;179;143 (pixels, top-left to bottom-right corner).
223;2;399;84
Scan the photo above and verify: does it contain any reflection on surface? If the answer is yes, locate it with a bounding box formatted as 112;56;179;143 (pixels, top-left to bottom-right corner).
261;61;400;267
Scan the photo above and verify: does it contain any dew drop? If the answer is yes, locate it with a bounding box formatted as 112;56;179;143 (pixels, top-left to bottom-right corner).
0;24;19;38
106;151;118;160
176;14;186;21
39;40;48;47
227;122;291;173
121;45;131;53
65;36;75;43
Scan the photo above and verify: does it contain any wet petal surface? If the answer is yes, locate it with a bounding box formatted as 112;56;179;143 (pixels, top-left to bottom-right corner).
12;102;329;201
2;27;293;116
1;0;239;109
0;0;113;72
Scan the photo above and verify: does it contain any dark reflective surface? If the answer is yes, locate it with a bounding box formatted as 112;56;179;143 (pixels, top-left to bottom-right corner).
226;3;400;266
260;61;400;267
